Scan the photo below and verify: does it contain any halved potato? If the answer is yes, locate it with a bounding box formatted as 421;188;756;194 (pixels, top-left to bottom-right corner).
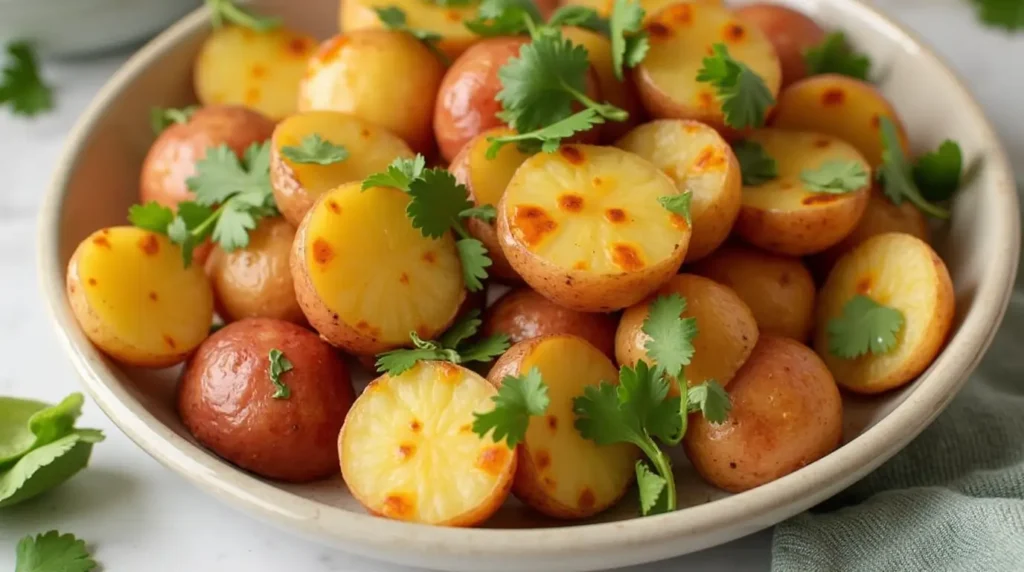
616;119;741;262
690;244;815;341
562;26;645;141
193;26;317;120
734;3;827;88
488;335;638;519
635;2;781;136
339;361;515;526
298;31;445;154
270;111;414;226
66;227;214;368
291;182;465;355
562;0;721;19
734;129;871;256
496;144;691;312
771;74;909;166
616;274;758;391
813;232;955;394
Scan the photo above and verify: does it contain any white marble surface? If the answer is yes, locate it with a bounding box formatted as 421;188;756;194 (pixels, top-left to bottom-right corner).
1;1;1022;570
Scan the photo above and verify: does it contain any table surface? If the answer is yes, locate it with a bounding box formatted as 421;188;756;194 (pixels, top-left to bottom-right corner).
1;1;1022;570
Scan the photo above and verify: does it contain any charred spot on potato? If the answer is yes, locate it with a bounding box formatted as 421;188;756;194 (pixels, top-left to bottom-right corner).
610;244;645;271
779;272;792;286
511;205;558;248
410;420;422;432
138;234;160;256
723;23;746;43
397;443;416;459
802;194;841;206
399;273;411;285
534;449;551;470
693;147;726;171
546;415;558;431
543;476;557;491
476;446;509;476
381;493;414;519
698;90;716;110
559;146;585;165
326;200;342;214
149;291;159;302
578;488;596;510
822;89;845;106
572;261;589;270
287;36;315;57
669;213;689;231
92;236;111;249
729;462;737;469
605;208;627;223
459;423;472;433
87;278;98;286
647;22;673;40
250;64;267;79
360;128;371;139
422;251;436;264
665;3;693;24
814;139;831;148
163;335;177;349
558;194;584;213
312;238;334;265
245;87;261;105
856;276;873;294
871;114;882;129
437;362;461;382
445;9;462;22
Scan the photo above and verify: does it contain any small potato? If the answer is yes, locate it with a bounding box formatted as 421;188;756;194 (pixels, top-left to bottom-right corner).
66;227;213;368
497;144;691;312
298;31;445;154
291;182;465;355
616;274;758;390
616;119;741;262
489;336;638;519
482;288;618;359
270;110;414;226
140;105;275;210
636;2;781;137
734;3;827;88
562;0;721;19
771;74;909;166
340;361;516;526
178;318;355;482
734;129;871;256
205;217;304;324
684;335;843;493
690;244;815;341
814;232;954;394
193;26;317;120
562;26;645;142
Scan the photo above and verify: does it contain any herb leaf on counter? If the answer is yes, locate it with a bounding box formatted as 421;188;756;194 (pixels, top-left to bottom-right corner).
803;32;871;81
15;531;97;572
472;367;550;448
696;43;774;129
280;134;349;165
0;41;54;118
971;0;1024;31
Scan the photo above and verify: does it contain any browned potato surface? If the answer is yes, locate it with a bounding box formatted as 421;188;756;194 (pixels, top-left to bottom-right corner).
734;3;827;88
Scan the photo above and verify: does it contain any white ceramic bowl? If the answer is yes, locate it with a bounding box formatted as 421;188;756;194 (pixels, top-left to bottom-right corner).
38;1;1020;571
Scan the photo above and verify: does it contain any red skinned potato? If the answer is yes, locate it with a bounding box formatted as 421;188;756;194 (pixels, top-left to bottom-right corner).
178;318;355;482
734;3;827;88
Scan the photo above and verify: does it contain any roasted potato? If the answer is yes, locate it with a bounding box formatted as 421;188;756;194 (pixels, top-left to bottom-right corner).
482;288;618;359
684;335;843;492
178;318;355;482
636;2;782;136
734;129;871;256
616;119;741;262
562;0;721;19
497;144;691;312
489;335;638;519
561;26;645;141
339;361;516;526
291;182;465;355
771;74;909;166
690;244;815;341
140;105;275;210
616;274;758;391
814;232;954;394
66;227;213;368
298;31;445;154
734;3;827;88
270;110;414;226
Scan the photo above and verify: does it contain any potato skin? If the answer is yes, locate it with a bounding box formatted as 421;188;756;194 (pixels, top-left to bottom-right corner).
482;288;617;359
734;4;827;88
684;335;843;493
178;318;355;482
139;105;275;210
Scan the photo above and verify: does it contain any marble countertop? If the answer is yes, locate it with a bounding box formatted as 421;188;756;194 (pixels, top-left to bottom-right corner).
1;1;1021;570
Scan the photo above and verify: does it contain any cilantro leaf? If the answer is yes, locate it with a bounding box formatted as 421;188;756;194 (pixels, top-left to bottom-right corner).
456;238;493;292
214;202;260;251
15;531;97;572
460;204;497;223
438;308;484;349
374;7;450;64
800;160;869;194
658;193;692;225
486;109;605;158
407;169;474;238
458;333;511;363
827;295;905;359
362;155;426;191
0;41;54;118
280;134;349;165
547;6;611;35
573;381;645;447
187;145;250;206
268;349;293;399
205;0;281;31
877;117;950;219
635;461;668;516
150;105;198;135
970;0;1024;31
619;361;682;443
376;344;456;377
803;32;870;81
641;293;697;379
432;0;476;6
913;140;962;202
686;380;730;423
375;326;509;376
609;0;648;80
733;140;778;185
696;43;774;129
472;367;550;448
497;31;591;133
1;430;103;508
128;202;174;233
465;0;544;36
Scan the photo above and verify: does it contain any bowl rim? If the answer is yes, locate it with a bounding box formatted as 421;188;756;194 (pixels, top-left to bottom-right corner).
36;0;1021;565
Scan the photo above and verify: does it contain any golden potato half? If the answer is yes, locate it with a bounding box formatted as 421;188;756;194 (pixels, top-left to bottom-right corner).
497;144;691;312
735;129;871;256
489;336;638;519
66;227;214;368
270;111;414;226
616;119;742;262
291;182;465;355
340;362;515;526
814;232;955;394
340;0;480;61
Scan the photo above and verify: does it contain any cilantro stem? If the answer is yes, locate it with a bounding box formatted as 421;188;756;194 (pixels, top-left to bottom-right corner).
901;185;950;219
522;12;539;38
638;440;676;511
563;83;629;122
191;206;223;239
452;218;472;240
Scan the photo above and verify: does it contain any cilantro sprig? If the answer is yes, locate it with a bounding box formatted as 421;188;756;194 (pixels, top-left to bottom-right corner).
696;43;775;129
877;117;951;219
733;140;778;186
827;295;904;359
472;367;550;448
268;349;293;399
375;309;511;375
280;134;349;165
150;105;198;135
15;531;97;572
374;7;450;64
548;5;611;35
800;160;870;194
0;41;54;118
205;0;281;31
971;0;1024;31
486;109;605;157
465;0;545;36
803;32;871;81
913;140;963;202
658;193;692;225
609;0;649;80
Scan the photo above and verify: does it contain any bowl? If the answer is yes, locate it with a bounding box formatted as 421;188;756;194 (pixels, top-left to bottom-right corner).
38;1;1020;571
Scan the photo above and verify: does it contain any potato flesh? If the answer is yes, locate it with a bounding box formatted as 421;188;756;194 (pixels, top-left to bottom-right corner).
194;27;317;120
464;127;530;208
340;362;513;525
303;183;464;345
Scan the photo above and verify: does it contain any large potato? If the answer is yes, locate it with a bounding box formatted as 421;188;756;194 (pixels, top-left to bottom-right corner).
482;288;618;359
684;335;843;492
616;274;758;391
497;144;691;312
178;318;355;482
489;336;638;519
735;129;871;256
734;3;827;88
291;182;465;355
193;26;317;120
298;31;445;154
814;232;954;394
270;110;414;226
690;244;815;341
340;361;516;526
616;119;741;262
66;227;213;368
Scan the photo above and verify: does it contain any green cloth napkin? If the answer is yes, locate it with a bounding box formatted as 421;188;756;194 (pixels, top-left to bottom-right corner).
772;253;1024;571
